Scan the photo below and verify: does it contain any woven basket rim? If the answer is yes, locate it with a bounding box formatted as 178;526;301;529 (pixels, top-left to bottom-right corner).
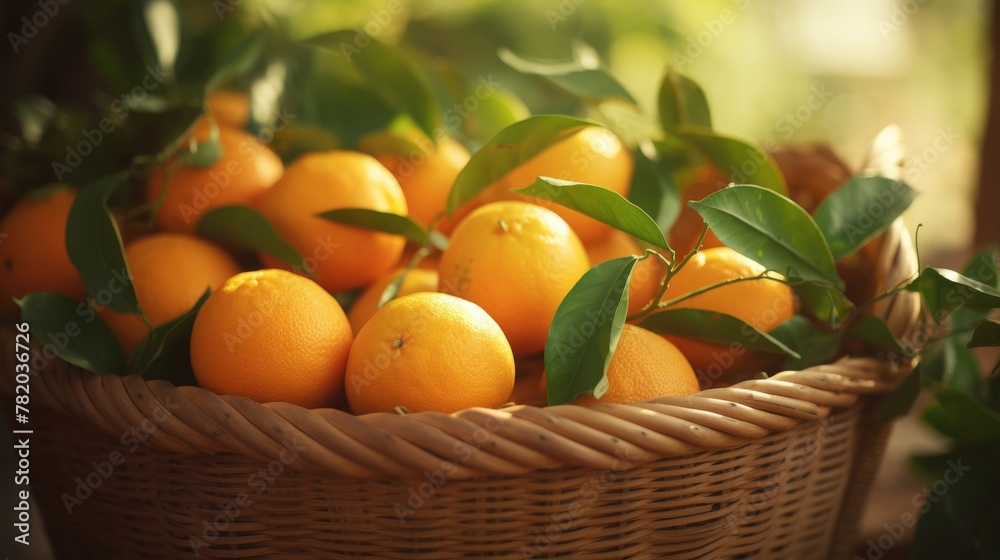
3;212;922;480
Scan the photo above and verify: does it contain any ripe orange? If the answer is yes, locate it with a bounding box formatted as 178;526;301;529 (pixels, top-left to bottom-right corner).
438;201;589;357
572;324;699;405
586;230;668;315
668;163;728;255
345;292;514;414
255;151;408;293
494;127;633;243
347;267;439;334
191;269;354;408
0;186;84;316
205;90;251;129
98;233;242;358
653;247;795;384
147;118;284;233
361;133;470;228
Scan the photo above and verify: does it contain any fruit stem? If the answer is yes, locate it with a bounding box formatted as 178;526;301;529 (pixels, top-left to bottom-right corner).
627;223;708;321
496;219;509;233
670;222;709;275
655;271;774;310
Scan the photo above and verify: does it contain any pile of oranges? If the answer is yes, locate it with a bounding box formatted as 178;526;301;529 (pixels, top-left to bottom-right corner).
0;92;796;414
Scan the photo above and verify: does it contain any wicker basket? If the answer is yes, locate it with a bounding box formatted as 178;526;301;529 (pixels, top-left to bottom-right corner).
1;165;921;559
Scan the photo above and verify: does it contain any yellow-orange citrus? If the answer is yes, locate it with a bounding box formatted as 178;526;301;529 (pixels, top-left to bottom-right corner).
205;90;251;128
147;118;284;233
573;324;699;405
255;151;408;293
361;133;470;228
0;186;84;316
99;233;242;358
439;201;589;357
654;247;795;382
345;292;514;414
494;127;633;243
586;230;667;315
348;267;439;335
191;269;354;408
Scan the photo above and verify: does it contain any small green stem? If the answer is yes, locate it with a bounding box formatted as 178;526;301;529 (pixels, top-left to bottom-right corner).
670;222;709;275
656;271;778;310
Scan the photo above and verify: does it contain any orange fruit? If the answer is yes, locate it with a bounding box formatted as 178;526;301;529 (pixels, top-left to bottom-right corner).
0;186;84;316
439;201;589;357
668;163;727;255
573;324;699;405
147;118;284;233
191;269;354;408
348;267;439;335
361;133;470;228
494;127;633;243
205;90;251;129
98;233;242;358
586;230;668;316
653;247;795;385
255;151;408;293
345;292;514;414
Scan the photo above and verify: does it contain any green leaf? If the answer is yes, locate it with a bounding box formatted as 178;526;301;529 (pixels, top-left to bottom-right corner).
813;176;918;260
948;336;982;397
512;178;668;249
678;128;787;194
206;32;264;92
934;387;1000;442
769;315;842;369
447;115;599;213
66;172;141;315
195;205;308;272
921;404;960;439
848;314;908;355
877;363;923;421
283;48;395;146
658;69;712;131
953;246;999;328
545;256;638;405
131;289;208;386
317;208;444;250
16;293;125;375
905;267;1000;318
910;449;997;560
176;118;222;168
970;320;1000;348
793;280;855;326
498;48;636;105
628;147;681;234
306;32;441;139
637;309;800;357
689;185;843;288
920;339;951;384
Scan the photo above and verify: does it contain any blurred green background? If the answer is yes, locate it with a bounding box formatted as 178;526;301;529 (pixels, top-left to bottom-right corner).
1;0;990;257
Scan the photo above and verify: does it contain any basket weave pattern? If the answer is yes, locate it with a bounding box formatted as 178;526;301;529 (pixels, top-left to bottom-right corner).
3;216;920;558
